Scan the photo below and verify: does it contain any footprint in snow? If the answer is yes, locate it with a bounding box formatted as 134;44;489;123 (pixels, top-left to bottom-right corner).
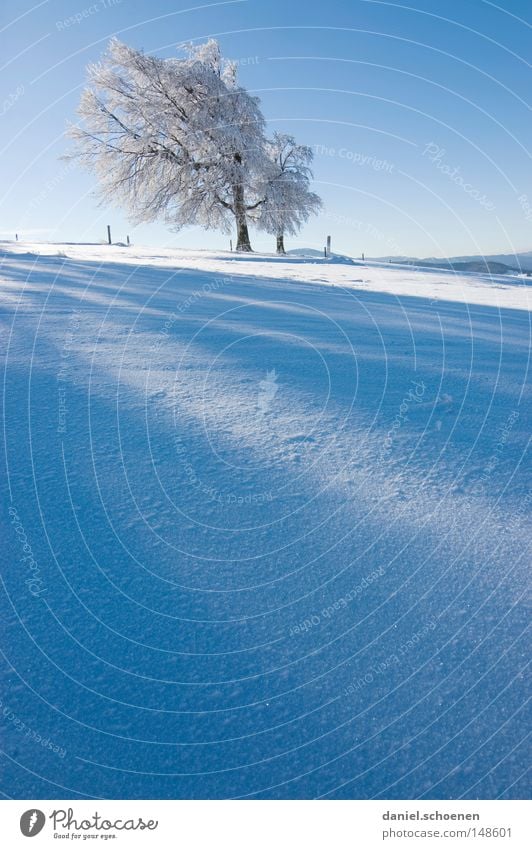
285;434;316;445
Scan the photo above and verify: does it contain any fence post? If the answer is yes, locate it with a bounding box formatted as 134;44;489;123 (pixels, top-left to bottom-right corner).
107;225;112;245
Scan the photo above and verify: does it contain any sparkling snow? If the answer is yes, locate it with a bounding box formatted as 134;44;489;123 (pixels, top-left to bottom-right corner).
1;243;529;799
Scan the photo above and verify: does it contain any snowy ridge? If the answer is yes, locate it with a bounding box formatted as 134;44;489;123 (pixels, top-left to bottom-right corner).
2;241;530;310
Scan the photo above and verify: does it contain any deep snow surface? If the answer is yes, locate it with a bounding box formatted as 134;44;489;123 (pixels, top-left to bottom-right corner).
1;243;530;799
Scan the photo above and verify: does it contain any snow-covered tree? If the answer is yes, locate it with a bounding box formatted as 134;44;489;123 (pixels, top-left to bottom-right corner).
257;133;322;254
68;38;270;250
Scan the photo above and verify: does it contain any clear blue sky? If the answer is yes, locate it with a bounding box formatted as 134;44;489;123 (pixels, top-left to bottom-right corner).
1;0;531;257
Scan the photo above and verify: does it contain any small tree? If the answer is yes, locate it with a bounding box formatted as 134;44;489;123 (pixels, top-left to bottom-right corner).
68;39;269;250
257;133;322;254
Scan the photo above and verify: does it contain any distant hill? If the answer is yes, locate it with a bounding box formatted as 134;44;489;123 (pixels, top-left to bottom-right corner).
392;259;524;275
291;248;532;274
450;261;518;274
375;251;532;274
448;251;532;270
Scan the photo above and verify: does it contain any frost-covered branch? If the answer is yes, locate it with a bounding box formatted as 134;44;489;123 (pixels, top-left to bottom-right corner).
67;38;271;249
255;133;322;253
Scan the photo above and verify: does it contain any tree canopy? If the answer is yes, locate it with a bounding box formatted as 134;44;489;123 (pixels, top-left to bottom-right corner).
69;39;321;252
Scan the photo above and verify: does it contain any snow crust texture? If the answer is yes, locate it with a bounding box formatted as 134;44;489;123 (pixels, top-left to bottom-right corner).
1;244;530;799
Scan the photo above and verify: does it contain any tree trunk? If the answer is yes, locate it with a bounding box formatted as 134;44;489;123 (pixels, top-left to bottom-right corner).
276;234;286;254
236;216;252;252
233;183;253;251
